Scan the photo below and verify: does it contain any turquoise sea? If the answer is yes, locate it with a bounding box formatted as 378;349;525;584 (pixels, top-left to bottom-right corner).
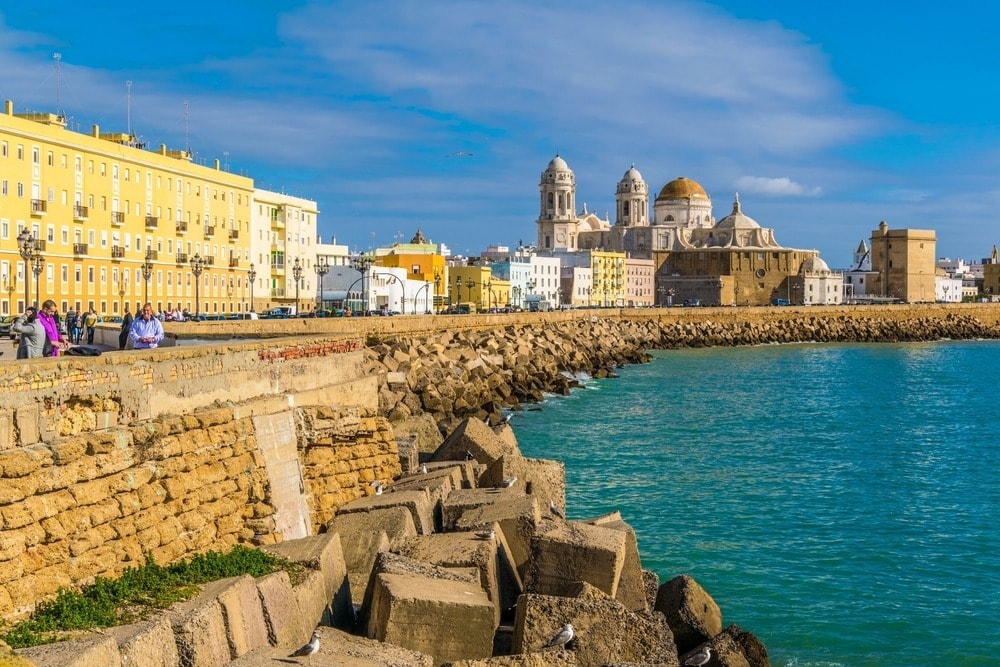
512;340;1000;666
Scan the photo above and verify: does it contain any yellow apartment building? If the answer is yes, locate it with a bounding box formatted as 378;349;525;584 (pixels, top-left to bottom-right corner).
0;98;254;317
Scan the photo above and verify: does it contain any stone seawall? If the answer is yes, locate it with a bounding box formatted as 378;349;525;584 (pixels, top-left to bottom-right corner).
368;310;1000;439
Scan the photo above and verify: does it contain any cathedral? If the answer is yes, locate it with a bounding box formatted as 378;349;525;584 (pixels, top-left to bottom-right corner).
535;155;822;306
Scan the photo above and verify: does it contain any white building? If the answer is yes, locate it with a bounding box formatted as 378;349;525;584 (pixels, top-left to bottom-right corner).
250;189;318;312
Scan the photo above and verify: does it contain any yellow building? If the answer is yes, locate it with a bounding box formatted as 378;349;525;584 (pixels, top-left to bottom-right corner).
868;220;937;303
590;250;627;307
0;99;253;317
376;229;448;308
449;266;510;311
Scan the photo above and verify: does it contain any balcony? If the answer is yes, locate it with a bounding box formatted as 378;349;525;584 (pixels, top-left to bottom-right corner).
204;225;216;237
175;252;188;264
31;199;47;215
228;257;240;268
228;229;239;241
111;246;125;259
73;204;89;220
112;211;125;225
33;240;47;252
205;256;215;266
145;215;158;229
73;243;89;256
145;250;158;261
176;221;188;233
270;287;286;298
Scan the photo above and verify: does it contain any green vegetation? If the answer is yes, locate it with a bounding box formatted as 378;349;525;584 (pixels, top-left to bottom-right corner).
2;545;298;649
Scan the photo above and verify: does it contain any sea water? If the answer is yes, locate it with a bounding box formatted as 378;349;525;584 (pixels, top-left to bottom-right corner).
512;340;1000;666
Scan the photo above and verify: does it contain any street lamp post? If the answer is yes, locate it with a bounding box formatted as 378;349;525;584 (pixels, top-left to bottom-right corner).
292;257;303;314
314;257;330;311
31;253;44;308
190;254;206;320
350;253;374;315
3;277;14;314
17;229;34;310
433;273;441;314
118;276;127;314
465;279;475;311
247;263;257;313
142;249;154;305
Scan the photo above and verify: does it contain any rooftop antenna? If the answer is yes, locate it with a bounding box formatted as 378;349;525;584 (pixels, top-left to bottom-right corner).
126;80;132;135
184;101;190;153
53;53;62;115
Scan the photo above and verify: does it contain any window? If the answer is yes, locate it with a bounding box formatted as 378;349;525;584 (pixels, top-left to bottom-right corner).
17;183;23;197
1;180;6;196
17;145;24;159
1;140;6;156
47;151;53;166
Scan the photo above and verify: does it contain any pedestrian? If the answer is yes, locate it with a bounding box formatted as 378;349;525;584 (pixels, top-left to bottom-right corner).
65;308;78;343
119;304;134;350
12;307;46;359
71;309;83;343
129;302;165;349
83;307;98;344
37;300;69;356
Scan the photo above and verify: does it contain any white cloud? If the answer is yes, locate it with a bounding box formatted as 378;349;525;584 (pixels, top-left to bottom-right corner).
735;176;822;197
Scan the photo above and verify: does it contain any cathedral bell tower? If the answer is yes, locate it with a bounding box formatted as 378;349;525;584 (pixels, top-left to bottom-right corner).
615;164;648;228
537;155;577;250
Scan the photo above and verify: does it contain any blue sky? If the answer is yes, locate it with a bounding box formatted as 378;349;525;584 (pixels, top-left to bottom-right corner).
2;1;998;265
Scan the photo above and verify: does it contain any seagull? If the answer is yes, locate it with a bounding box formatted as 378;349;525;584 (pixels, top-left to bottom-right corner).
474;527;495;540
541;623;574;649
498;476;517;488
420;463;428;474
465;449;475;461
502;413;514;423
684;645;712;666
549;500;565;519
290;630;320;659
370;480;384;496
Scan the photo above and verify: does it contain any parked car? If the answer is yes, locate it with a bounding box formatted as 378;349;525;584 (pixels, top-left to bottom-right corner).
0;315;15;339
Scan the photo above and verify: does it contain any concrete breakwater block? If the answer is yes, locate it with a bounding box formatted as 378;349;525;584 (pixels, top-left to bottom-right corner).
524;521;627;600
106;616;179;667
654;573;723;654
431;417;520;465
263;532;352;628
226;625;435;666
17;634;123;667
327;506;416;608
368;571;495;663
254;570;311;649
513;585;679;666
447;651;578;666
167;587;234;667
583;513;648;613
335;488;435;535
452;493;540;584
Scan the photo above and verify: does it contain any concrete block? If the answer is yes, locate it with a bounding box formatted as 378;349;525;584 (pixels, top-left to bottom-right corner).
431;417;519;465
225;625;435;666
524;521;627;599
327;504;417;550
513;587;678;666
17;634;122;667
453;494;541;584
335;488;435;535
291;569;330;634
583;515;647;612
168;594;232;667
654;574;722;654
369;571;496;663
449;653;577;666
713;624;770;667
106;616;179;667
397;528;521;625
255;570;310;649
389;469;461;531
263;532;352;627
520;457;566;510
211;575;271;657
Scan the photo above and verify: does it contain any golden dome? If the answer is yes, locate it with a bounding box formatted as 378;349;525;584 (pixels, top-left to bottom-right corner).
657;177;708;200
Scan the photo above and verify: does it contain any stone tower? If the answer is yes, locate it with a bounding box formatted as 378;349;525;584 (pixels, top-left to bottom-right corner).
537;155;578;251
615;164;648;228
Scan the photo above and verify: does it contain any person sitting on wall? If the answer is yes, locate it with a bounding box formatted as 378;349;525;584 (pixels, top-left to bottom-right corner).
129;302;165;350
12;307;46;358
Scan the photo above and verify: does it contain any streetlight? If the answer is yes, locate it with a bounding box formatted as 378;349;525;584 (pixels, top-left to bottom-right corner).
190;254;206;320
350;253;374;315
373;272;405;314
414;281;434;314
3;277;15;314
31;253;44;308
141;249;154;305
118;275;127;314
17;229;34;310
434;273;441;313
485;279;497;311
465;279;475;310
314;257;330;311
247;263;257;313
292;257;303;314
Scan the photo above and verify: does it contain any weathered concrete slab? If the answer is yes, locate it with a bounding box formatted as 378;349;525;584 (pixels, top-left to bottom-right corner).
106;616;179;667
431;417;520;465
168;592;231;667
654;574;723;654
255;570;310;649
263;532;352;627
513;585;679;666
449;652;577;666
369;571;496;663
226;625;434;666
389;470;460;531
584;514;647;612
396;528;520;625
17;634;122;667
291;569;331;636
335;488;435;535
453;494;540;584
524;521;627;599
212;575;271;658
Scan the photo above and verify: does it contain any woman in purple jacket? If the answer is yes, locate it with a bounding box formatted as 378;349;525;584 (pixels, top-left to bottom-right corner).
37;300;69;356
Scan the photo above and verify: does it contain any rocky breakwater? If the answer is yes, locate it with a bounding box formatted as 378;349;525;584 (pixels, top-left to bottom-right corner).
326;416;768;666
366;312;1000;442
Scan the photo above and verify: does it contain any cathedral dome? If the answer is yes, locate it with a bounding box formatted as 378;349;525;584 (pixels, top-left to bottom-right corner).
617;164;647;195
715;195;761;229
657;177;708;200
802;255;831;273
546;155;570;172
